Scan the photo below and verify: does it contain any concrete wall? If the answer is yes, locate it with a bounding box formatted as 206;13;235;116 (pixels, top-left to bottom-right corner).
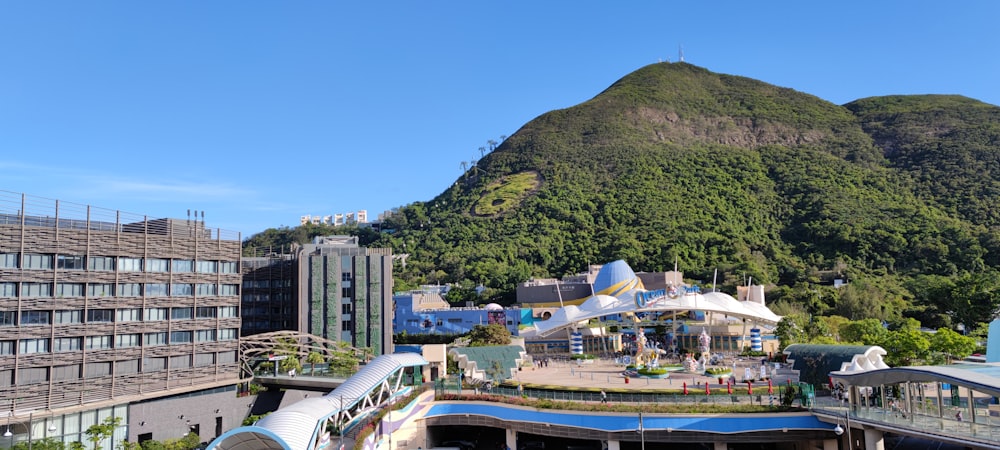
127;388;256;444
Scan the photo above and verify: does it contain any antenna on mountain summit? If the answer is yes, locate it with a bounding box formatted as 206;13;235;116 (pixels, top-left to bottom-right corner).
678;44;685;62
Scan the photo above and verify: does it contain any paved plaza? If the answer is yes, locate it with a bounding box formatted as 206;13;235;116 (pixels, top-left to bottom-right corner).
508;357;769;391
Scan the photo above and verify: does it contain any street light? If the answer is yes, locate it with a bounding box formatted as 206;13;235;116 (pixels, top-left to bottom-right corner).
833;409;852;450
636;411;645;450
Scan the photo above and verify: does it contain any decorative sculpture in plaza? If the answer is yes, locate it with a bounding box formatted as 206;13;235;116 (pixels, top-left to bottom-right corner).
697;328;712;371
634;330;648;366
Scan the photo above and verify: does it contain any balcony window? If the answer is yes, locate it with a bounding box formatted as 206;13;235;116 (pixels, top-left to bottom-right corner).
55;310;82;324
56;255;85;270
145;258;169;272
20;311;50;325
87;283;114;297
23;254;53;270
172;259;193;272
87;256;115;271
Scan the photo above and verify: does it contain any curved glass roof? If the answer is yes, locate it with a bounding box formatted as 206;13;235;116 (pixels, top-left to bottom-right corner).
208;352;427;450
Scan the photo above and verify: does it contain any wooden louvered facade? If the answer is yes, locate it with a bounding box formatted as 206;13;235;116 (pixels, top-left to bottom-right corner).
0;191;242;419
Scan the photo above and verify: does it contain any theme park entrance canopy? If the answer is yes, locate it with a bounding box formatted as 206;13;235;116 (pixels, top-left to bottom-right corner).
531;260;781;337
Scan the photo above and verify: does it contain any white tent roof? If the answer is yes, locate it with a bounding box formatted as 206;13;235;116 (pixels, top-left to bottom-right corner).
533;290;782;337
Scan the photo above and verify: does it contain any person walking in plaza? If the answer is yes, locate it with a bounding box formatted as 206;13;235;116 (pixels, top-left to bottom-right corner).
600;389;607;404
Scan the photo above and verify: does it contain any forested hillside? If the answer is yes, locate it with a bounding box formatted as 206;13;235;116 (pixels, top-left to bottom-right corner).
244;63;1000;334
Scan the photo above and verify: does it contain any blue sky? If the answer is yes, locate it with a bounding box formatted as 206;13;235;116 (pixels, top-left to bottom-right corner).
2;1;998;237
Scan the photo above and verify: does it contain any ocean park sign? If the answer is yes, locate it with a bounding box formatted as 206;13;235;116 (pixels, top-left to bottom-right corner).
634;285;702;308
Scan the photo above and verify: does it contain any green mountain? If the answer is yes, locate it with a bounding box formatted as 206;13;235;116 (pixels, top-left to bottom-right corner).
246;63;1000;329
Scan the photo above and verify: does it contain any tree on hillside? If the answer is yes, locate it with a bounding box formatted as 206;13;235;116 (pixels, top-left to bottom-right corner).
817;315;851;342
879;328;930;367
774;314;808;350
929;327;977;363
468;324;511;347
838;318;888;345
944;270;1000;332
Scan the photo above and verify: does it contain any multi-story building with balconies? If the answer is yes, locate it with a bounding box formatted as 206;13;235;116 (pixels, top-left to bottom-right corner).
0;192;247;449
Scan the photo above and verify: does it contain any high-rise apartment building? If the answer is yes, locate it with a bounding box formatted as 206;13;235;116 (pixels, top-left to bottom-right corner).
0;192;247;448
241;236;394;356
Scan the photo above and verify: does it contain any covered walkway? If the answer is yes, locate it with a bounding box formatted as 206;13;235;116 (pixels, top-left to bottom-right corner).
820;363;1000;449
207;353;427;450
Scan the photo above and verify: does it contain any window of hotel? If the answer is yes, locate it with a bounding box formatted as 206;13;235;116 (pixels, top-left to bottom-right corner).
56;283;84;297
87;256;115;271
0;283;14;297
85;335;112;350
117;257;142;272
0;311;15;327
171;283;193;296
195;307;216;319
0;341;13;355
23;254;53;270
56;255;85;270
196;260;217;273
144;308;167;321
20;311;50;325
85;362;111;378
218;350;236;364
145;258;169;272
87;283;114;297
145;283;167;296
171;259;193;272
18;367;48;384
116;359;139;375
218;328;237;340
54;337;82;352
144;332;167;346
142;357;166;372
194;353;215;367
86;309;114;323
195;329;216;342
219;306;237;318
0;253;17;268
220;261;238;273
116;308;141;322
171;307;192;320
52;364;80;381
22;282;52;297
55;310;82;324
19;338;49;353
116;334;141;348
169;355;190;369
196;283;217;296
170;331;192;343
118;283;142;297
220;284;238;296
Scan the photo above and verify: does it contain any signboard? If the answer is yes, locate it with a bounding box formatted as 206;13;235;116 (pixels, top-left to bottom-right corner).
268;355;288;361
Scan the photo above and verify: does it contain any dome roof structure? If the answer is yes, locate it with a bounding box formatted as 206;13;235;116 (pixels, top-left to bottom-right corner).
531;260;781;337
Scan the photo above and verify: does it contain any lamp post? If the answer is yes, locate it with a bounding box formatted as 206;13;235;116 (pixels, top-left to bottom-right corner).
833;409;852;450
636;411;645;450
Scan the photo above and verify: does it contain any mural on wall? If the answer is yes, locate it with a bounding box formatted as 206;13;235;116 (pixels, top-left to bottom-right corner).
487;310;506;326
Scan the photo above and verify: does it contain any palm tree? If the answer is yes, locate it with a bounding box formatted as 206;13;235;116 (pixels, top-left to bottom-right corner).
306;351;325;375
